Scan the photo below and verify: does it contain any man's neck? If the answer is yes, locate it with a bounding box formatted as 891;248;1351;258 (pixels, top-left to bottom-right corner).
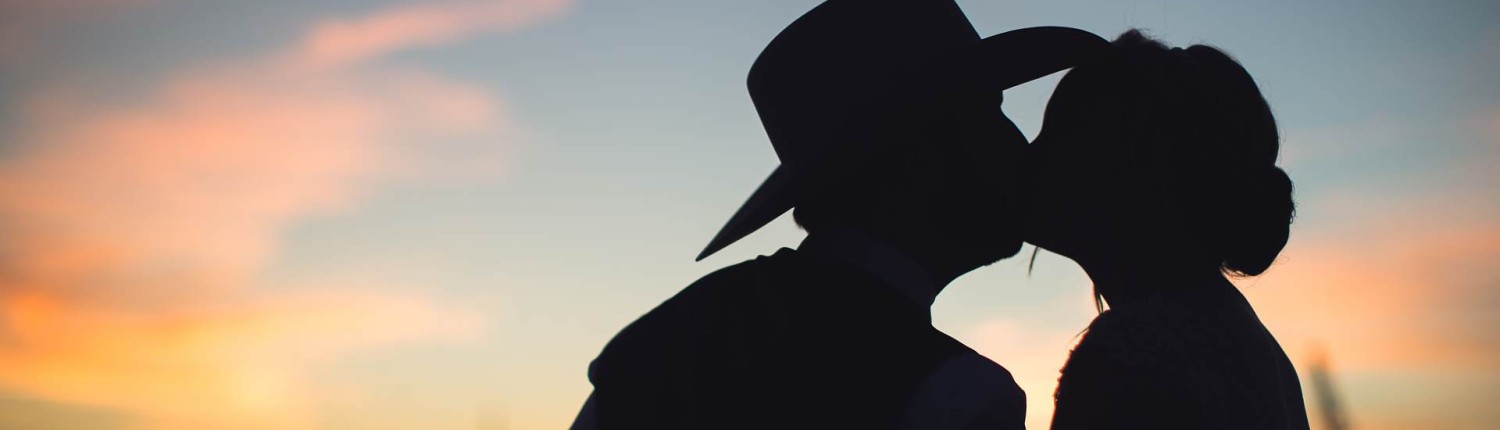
798;228;941;308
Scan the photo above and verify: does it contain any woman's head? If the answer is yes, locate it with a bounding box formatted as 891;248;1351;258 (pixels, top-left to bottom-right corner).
1024;29;1294;277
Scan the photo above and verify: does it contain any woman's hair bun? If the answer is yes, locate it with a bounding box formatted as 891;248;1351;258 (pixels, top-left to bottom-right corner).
1218;166;1295;276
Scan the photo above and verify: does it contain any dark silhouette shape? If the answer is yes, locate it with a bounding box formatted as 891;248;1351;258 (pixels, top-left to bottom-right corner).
1029;30;1309;430
1309;346;1350;430
694;1;1109;262
573;0;1108;429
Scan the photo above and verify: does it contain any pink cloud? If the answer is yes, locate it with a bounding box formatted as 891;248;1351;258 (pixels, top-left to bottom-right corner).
0;0;566;427
297;0;575;70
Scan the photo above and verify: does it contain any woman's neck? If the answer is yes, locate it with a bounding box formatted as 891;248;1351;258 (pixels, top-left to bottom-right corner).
1074;252;1228;309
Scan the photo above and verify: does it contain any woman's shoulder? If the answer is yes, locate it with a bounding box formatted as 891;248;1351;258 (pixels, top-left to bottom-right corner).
1068;295;1273;392
1058;292;1308;429
1078;291;1285;372
1074;296;1212;364
1053;307;1204;429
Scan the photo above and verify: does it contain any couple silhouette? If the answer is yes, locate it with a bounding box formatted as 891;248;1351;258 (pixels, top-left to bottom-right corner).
574;1;1306;429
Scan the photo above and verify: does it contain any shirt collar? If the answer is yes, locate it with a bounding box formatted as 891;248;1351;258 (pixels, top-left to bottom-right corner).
796;227;939;308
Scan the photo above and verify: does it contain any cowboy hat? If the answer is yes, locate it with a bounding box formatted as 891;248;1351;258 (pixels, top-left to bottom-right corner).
697;0;1110;261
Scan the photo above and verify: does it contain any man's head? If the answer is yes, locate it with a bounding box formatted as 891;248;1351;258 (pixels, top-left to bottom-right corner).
792;93;1029;276
694;0;1112;262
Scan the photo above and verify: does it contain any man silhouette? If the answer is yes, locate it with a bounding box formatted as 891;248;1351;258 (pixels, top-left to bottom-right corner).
571;1;1108;428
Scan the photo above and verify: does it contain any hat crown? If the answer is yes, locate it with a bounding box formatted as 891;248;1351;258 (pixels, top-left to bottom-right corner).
747;0;980;166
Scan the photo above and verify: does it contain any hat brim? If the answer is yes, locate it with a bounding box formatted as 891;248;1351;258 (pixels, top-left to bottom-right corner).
696;26;1110;261
696;165;802;261
967;26;1114;96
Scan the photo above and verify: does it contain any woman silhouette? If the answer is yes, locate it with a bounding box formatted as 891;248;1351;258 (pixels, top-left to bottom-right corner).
1023;30;1310;429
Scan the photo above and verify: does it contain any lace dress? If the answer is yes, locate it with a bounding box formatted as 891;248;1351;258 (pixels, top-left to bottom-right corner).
1051;283;1310;430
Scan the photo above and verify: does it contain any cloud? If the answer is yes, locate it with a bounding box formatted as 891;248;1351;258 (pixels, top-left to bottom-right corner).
0;290;482;430
1246;204;1499;372
1239;195;1500;430
1254;109;1499;373
296;0;573;69
1236;112;1499;428
0;0;570;428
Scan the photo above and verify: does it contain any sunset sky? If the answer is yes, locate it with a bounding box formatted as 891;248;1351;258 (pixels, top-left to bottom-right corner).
0;0;1495;429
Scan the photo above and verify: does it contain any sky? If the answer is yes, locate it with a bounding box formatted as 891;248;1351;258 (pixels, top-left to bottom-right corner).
0;0;1495;429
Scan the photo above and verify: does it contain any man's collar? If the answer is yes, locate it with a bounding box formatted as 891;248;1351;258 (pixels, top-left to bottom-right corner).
797;227;939;308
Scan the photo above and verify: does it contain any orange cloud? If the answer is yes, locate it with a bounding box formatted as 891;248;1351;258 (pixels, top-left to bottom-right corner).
1247;111;1500;376
1246;120;1497;429
0;291;482;430
0;0;566;428
1246;211;1499;373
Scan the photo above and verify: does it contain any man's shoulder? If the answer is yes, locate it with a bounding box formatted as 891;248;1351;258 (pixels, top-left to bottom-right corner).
923;350;1021;396
634;249;792;312
684;250;788;290
588;251;791;382
900;350;1026;430
650;249;799;319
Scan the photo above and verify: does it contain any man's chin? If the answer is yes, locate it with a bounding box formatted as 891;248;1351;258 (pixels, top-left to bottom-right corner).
976;238;1025;267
